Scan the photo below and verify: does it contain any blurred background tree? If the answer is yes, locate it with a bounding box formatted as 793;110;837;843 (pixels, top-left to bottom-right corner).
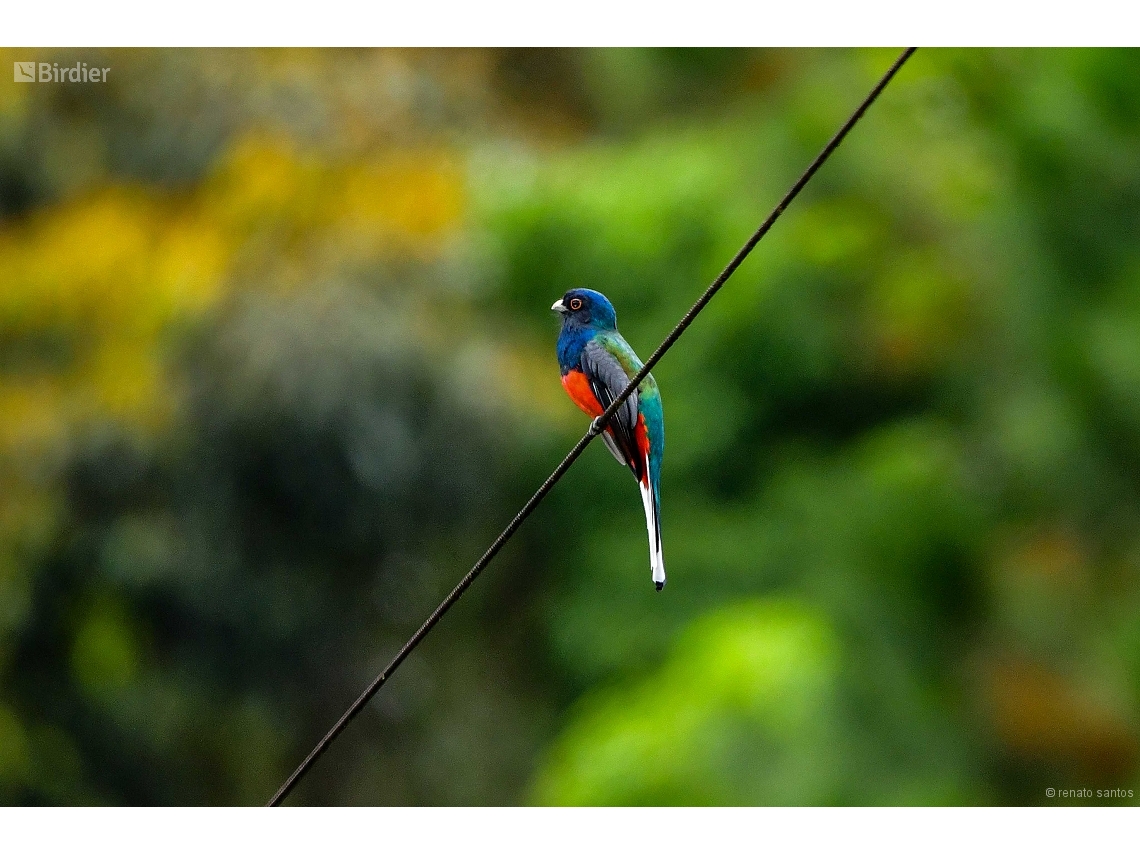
0;47;1137;805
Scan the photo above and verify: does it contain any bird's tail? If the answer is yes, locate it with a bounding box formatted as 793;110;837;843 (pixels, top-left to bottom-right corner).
638;469;665;591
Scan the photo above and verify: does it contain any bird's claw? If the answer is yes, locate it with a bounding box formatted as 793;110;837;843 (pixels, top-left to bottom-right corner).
589;417;605;437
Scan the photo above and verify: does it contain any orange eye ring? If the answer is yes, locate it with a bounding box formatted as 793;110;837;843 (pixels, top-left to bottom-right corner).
569;297;583;311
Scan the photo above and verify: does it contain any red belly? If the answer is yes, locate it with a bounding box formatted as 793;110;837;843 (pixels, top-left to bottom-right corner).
561;369;604;417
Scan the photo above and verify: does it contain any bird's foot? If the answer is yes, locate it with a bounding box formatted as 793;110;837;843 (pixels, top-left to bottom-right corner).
589;417;606;437
655;580;664;592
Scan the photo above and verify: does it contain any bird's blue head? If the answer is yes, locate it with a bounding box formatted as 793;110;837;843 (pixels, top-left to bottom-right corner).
551;288;618;331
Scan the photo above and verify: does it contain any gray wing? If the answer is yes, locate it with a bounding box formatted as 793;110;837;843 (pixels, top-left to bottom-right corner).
599;430;626;465
581;338;640;475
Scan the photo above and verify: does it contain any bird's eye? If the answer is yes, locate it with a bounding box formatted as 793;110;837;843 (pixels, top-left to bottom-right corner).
569;297;584;311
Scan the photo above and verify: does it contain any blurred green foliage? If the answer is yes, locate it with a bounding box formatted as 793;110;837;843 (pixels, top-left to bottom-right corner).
0;47;1138;805
533;600;844;805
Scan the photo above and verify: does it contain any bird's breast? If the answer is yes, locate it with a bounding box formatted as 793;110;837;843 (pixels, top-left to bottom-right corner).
561;369;604;418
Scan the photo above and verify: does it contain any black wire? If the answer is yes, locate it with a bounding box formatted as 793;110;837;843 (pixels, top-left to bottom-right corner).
267;47;917;807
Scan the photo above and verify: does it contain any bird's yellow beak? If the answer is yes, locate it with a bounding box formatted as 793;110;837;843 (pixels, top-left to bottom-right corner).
551;299;567;314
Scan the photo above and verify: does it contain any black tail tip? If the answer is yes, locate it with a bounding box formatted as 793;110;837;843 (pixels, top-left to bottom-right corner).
655;581;664;591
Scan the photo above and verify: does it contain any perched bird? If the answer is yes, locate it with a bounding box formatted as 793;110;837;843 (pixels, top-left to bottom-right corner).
552;289;666;590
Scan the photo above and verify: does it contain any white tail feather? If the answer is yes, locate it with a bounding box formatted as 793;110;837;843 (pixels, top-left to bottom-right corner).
638;472;665;590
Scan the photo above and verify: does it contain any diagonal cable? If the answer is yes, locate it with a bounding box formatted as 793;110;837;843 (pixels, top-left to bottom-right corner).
268;46;916;807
